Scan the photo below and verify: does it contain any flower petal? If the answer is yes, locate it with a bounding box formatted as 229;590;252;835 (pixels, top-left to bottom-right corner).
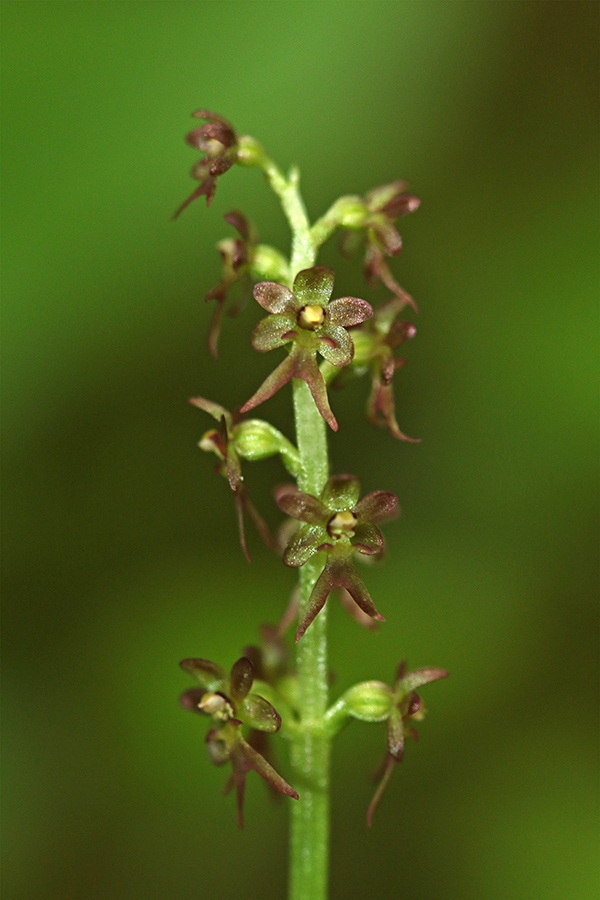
283;524;324;567
354;490;398;523
293;348;338;431
367;378;420;442
293;266;335;305
179;687;207;713
240;737;299;800
322;474;361;510
253;281;295;314
318;325;354;367
333;560;385;622
395;667;449;697
275;487;330;525
352;522;384;555
241;353;297;415
295;561;335;642
229;657;254;702
180;658;226;690
327;297;373;328
189;396;231;425
387;708;405;759
252;315;296;352
238;695;282;733
367;753;396;827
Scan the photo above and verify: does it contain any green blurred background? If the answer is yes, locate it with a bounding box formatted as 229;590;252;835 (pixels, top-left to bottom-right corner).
3;2;598;898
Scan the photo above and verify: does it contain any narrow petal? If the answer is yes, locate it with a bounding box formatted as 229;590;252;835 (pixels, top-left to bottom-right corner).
354;490;398;523
338;587;380;630
252;315;296;352
371;216;403;256
387;708;405;759
241;738;299;800
395;667;449;697
238;695;282;733
234;492;251;563
206;294;226;358
352;522;384;555
295;561;335;642
382;193;421;218
189;396;230;424
293;266;334;305
224;209;250;240
367;379;420;442
332;559;385;622
244;495;275;552
229;657;254;702
283;524;324;567
327;297;373;327
367;754;396;827
253;281;295;314
366;181;408;211
294;349;338;431
317;325;353;367
172;178;216;218
240;354;297;414
179;687;207;713
322;474;361;510
230;745;249;828
202;120;236;148
276;488;329;525
179;658;226;690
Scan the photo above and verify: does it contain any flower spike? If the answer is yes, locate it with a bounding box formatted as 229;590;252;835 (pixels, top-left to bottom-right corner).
275;474;397;641
241;267;372;431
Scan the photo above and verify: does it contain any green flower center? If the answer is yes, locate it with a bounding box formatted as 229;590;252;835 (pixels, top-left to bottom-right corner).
297;304;326;330
326;509;358;539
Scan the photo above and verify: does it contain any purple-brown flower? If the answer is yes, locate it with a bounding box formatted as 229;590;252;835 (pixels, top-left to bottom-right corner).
173;110;239;216
240;267;373;431
366;661;448;827
180;656;298;826
341;181;420;309
190;396;273;561
205;211;258;357
275;474;397;641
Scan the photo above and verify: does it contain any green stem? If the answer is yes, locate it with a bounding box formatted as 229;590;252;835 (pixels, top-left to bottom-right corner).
261;158;331;900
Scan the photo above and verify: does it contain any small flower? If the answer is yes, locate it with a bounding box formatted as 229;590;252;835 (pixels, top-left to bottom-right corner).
173;110;239;216
275;474;397;641
180;656;298;826
341;181;420;309
190;396;274;561
366;661;448;826
205;211;258;357
240;267;373;431
350;296;419;441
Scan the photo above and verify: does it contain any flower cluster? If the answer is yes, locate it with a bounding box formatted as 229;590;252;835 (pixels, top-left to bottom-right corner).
241;266;372;431
275;474;397;641
180;656;298;826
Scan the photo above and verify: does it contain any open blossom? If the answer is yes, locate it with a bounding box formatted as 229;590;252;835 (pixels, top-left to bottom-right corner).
180;656;298;826
241;266;372;431
275;474;397;641
173;110;239;216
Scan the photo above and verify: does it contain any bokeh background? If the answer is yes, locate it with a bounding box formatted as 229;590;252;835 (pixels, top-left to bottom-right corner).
3;2;598;898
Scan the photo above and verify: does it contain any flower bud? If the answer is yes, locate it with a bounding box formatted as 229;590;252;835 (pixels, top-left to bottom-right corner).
251;245;290;283
344;681;395;722
236;135;266;168
233;420;299;475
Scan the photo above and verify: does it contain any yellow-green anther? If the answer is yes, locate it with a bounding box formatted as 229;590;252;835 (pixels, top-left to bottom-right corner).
199;692;234;720
326;509;357;539
297;304;326;330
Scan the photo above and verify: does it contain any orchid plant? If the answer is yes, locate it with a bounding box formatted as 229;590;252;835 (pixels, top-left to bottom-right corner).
176;110;447;900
